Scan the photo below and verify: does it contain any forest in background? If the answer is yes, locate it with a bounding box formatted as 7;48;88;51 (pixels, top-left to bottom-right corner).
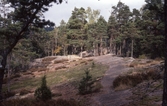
0;0;164;72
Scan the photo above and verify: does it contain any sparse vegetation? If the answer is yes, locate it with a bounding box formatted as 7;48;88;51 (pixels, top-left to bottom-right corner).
54;59;68;64
138;54;148;59
11;74;21;79
52;92;62;97
20;89;32;96
2;61;107;92
2;91;16;99
92;81;103;93
37;68;48;72
55;65;66;70
113;66;163;90
1;59;107;105
42;57;57;62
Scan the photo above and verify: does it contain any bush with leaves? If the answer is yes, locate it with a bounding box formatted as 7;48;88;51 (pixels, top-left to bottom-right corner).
78;70;94;95
34;75;52;101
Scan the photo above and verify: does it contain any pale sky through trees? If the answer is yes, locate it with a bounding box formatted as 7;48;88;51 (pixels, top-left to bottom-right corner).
44;0;146;26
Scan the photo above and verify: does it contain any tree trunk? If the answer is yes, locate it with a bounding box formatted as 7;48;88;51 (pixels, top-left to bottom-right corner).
81;45;83;53
100;37;103;55
0;68;5;100
97;44;100;56
93;42;96;56
119;44;122;56
122;40;126;57
51;48;54;56
162;0;167;105
131;39;134;57
109;37;113;53
63;46;66;56
116;44;118;55
0;55;7;100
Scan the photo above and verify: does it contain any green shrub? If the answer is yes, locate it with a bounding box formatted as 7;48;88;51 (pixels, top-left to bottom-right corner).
78;70;94;95
138;54;148;59
34;75;52;101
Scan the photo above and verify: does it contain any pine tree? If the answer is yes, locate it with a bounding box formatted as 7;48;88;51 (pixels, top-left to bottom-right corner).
86;7;100;56
34;75;52;101
0;0;63;100
67;7;87;54
111;1;132;56
78;70;94;95
57;20;68;55
139;0;165;58
96;16;108;55
107;15;118;54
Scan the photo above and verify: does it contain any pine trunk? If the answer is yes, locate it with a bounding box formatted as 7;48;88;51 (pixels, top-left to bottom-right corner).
0;56;7;100
81;46;83;53
116;44;118;55
162;0;167;105
100;37;103;55
51;49;54;56
63;46;66;56
93;42;96;56
109;38;112;53
131;39;134;57
0;68;4;100
119;44;122;56
122;40;126;57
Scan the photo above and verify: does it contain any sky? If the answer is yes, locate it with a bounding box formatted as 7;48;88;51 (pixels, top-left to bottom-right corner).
44;0;146;26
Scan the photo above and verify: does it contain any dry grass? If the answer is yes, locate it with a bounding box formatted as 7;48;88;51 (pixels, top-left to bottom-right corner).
23;72;33;75
92;81;103;93
42;57;57;62
3;74;22;84
20;89;32;96
11;74;21;79
52;93;62;97
41;61;51;66
29;68;38;72
2;91;16;99
28;67;47;72
129;59;152;67
113;67;163;90
55;65;66;70
37;68;47;72
128;59;163;68
54;59;68;64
